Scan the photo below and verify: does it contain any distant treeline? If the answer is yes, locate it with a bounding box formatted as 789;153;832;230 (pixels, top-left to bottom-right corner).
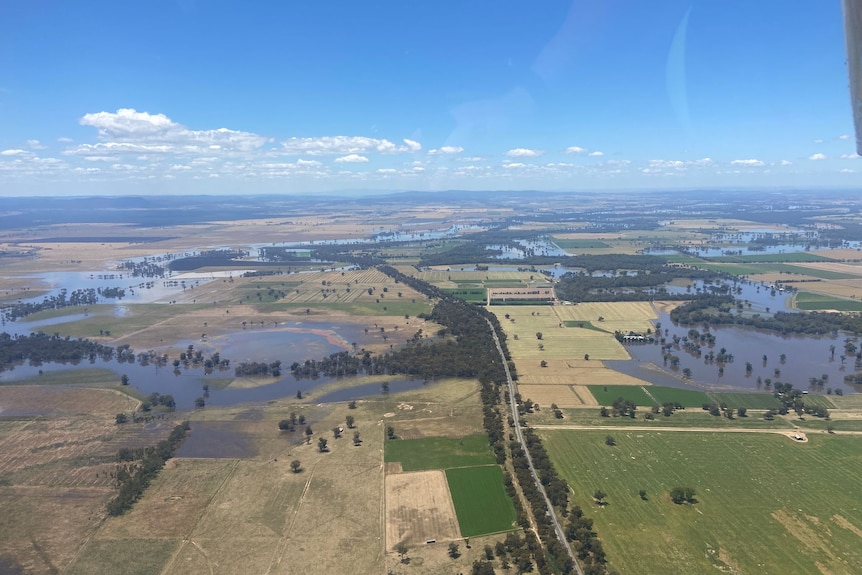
2;288;102;322
0;332;115;372
555;268;726;303
670;295;862;336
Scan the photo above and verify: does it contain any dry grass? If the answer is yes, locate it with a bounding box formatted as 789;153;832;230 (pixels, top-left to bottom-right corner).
386;470;461;547
793;279;862;299
810;249;862;261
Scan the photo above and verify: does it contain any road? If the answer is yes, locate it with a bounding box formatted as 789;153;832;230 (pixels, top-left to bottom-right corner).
486;319;581;575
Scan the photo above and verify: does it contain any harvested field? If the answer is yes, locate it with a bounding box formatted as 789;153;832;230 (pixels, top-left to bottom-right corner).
517;384;595;408
515;361;651;387
0;386;138;416
493;306;629;361
552;301;657;334
65;538;179;575
794;280;862;300
386;470;461;547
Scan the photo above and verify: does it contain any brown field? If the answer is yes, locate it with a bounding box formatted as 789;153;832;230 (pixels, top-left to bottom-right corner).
784;261;862;276
517;384;597;407
492;305;630;361
516;361;651;388
552;301;657;334
0;386;138;416
386;470;461;547
794;279;862;299
810;248;862;261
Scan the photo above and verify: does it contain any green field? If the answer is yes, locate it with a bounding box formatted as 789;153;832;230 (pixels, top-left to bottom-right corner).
541;430;862;575
708;392;781;409
384;435;495;471
767;264;861;280
588;385;654;406
795;292;862;311
648;386;711;407
442;288;487;302
445;465;517;537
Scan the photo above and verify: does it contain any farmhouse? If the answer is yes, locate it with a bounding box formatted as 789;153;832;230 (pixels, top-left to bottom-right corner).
487;286;555;305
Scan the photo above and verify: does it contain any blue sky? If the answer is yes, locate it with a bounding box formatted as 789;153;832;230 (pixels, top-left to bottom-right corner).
0;0;858;196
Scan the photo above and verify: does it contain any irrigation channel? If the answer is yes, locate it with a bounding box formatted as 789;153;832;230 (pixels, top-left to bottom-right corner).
486;318;581;574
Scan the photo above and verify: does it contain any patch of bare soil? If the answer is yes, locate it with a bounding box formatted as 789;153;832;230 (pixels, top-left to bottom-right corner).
385;470;460;547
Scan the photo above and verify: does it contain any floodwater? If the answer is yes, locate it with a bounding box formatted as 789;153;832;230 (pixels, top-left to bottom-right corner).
618;312;859;395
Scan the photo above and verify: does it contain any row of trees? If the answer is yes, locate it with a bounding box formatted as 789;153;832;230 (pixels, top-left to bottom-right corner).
1;288;104;322
0;331;115;372
106;421;190;515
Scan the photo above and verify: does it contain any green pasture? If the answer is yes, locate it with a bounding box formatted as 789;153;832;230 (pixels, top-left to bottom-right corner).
445;465;517;537
795;292;862;311
383;435;494;472
542;430;862;575
588;385;654;406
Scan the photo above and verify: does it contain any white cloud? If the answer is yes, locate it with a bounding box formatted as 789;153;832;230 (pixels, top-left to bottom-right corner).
26;139;46;150
808;153;827;161
459;156;484;162
841;153;860;159
779;159;792;166
648;158;712;170
403;139;422;152
57;137;74;143
564;146;587;155
840;168;856;173
334;154;369;163
506;148;543;158
296;159;322;167
282;135;418;155
588;151;604;157
376;168;397;174
814;139;824;144
0;149;29;156
839;134;852;140
79;108;268;153
428;146;464;155
730;159;765;167
503;162;526;169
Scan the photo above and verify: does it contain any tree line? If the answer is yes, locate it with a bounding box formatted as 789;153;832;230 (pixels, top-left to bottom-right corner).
107;421;190;515
670;295;862;336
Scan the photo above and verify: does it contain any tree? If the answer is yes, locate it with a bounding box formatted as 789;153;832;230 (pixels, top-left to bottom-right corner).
593;490;606;505
120;374;129;386
670;486;696;504
348;400;357;409
194;396;205;408
296;390;302;399
290;459;302;473
535;332;543;340
448;542;460;559
483;544;494;561
304;425;313;442
346;415;355;429
332;426;342;439
639;489;648;500
115;413;128;424
386;425;397;440
278;419;292;431
605;435;616;446
584;353;590;361
395;542;409;563
381;381;390;393
353;431;362;445
318;437;328;452
599;406;609;417
737;407;747;418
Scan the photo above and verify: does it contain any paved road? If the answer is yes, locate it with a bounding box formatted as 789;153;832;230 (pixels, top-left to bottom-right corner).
486;319;581;575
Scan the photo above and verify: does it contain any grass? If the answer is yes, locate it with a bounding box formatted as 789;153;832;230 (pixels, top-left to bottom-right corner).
588;385;654;406
384;435;495;471
442;288;487;302
541;430;862;575
562;320;611;333
795;292;862;311
552;407;793;429
66;539;178;575
0;367;119;386
445;465;517;537
708;392;781;410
